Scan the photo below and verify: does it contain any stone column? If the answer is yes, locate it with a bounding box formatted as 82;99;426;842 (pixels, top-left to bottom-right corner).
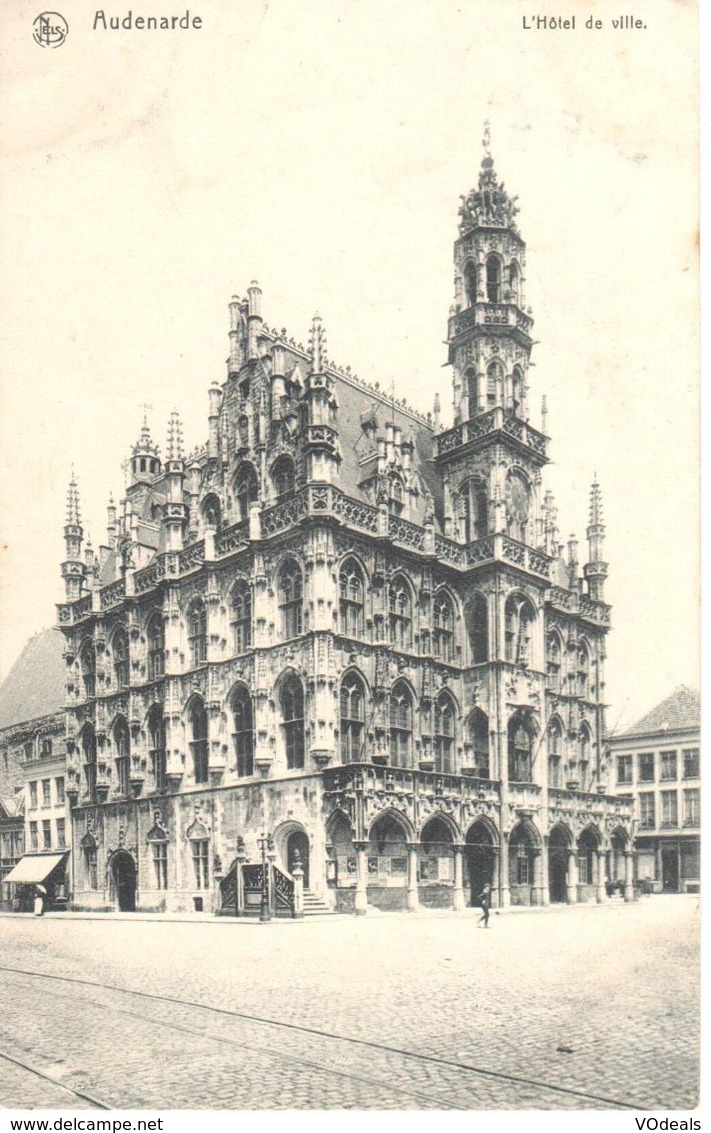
453;843;465;911
406;842;420;913
596;850;607;903
532;848;544;906
624;850;635;903
566;849;579;904
499;835;510;908
353;840;368;916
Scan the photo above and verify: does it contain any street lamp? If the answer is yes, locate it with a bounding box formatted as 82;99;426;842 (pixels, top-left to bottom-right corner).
257;832;273;923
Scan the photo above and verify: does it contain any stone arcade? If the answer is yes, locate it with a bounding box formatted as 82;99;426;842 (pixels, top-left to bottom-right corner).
58;135;635;916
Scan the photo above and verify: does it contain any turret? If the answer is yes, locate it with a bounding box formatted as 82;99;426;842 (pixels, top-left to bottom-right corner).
304;314;340;481
228;294;246;376
130;416;161;485
162;412;188;552
61;473;86;600
584;477;608;601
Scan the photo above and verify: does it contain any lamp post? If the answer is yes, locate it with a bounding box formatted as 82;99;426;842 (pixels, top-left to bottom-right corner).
257;832;272;923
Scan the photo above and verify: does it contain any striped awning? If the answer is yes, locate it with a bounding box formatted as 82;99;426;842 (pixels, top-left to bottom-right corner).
3;853;67;885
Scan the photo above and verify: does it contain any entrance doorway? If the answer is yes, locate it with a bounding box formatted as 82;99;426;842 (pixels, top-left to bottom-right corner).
112;850;137;911
287;830;310;888
661;847;679;893
548;825;571;903
465;822;495;906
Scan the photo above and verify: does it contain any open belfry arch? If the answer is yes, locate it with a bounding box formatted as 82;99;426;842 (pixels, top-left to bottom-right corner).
57;127;633;915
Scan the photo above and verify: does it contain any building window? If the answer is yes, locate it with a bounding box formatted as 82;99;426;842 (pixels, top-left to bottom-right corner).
82;727;97;803
148;709;166;792
30;821;38;851
83;838;98;889
339;560;365;638
42;820;51;850
682;749;699;779
24;740;34;760
487;360;502;406
232;686;254;777
231;582;252;654
486;255;501;304
546;633;562;692
577;643;590;699
389;682;413;769
638;793;655;829
660;751;677;780
340;673;365;763
80;641;96;699
280;675;305;770
42;779;51;807
683;788;700;827
279;561;304;639
56;819;66;848
468;708;489;778
548;719;563;789
508;715;533;783
433;693;455;774
55;777;65;804
578;852;591;885
151;841;168;889
113;629;129;689
114;718;131;797
638;753;655;783
272;455;296;501
617;755;632;785
433;593;455;662
201;494;221;528
466;371;478;420
188;601;208;667
235;463;259;522
29;782;38;809
516;846;530;886
579;726;591;790
504;596;534;666
388;577;412;649
189;699;209;784
41;737;53;757
462;479;488;541
147;614;165;680
660;790;678;828
191;839;209;889
464;261;477;307
467;593;488;664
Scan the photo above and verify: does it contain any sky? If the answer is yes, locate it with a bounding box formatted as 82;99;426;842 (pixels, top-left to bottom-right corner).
0;0;700;732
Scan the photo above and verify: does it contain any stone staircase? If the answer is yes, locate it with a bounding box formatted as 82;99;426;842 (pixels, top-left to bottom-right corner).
302;889;333;916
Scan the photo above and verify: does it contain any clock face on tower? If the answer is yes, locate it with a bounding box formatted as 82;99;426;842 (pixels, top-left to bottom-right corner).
506;471;530;526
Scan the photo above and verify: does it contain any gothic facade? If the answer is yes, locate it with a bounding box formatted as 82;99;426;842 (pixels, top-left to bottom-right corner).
58;138;635;915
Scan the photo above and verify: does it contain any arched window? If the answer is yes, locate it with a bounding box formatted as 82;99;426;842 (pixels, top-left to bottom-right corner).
388;576;412;649
389;681;413;768
466;370;478;420
340;673;365;763
147;613;164;681
235;463;258;522
272;455;296;501
486;255;501;303
187;600;207;667
231;686;254;777
469;708;490;777
487;359;502;406
339;560;365;638
461;479;488;542
80;640;96;699
433;592;455;662
112;629;129;689
82;726;97;803
577;642;590;698
548;718;563;789
280;674;305;770
114;716;130;797
504;595;534;667
508;714;534;783
464;261;477;307
148;706;166;792
433;692;456;774
546;632;562;692
389;475;404;515
279;560;304;639
579;724;592;789
231;581;252;654
202;494;221;528
468;593;488;664
508;260;521;304
189;698;208;784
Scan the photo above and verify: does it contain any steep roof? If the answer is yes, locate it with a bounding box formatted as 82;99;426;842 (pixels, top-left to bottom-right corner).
0;629;66;731
622;685;700;739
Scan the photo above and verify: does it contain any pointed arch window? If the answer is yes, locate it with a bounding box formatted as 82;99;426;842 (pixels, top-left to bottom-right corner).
469;708;490;778
548;718;563;789
508;260;521;304
433;692;456;774
202;494;221;528
508;715;534;783
466;370;478;420
464;261;477;308
388;576;412;650
504;596;534;667
339;560;365;638
468;593;488;664
148;706;166;792
114;717;130;797
147;614;165;681
579;724;592;789
231;686;254;777
187;600;207;667
280;675;305;770
231;581;252;654
389;681;413;768
433;592;455;662
546;632;562;692
113;629;129;689
82;726;97;803
279;560;304;639
486;255;501;303
577;642;590;698
189;699;209;785
235;463;258;522
340;673;365;763
487;360;502;405
272;455;296;502
80;640;96;700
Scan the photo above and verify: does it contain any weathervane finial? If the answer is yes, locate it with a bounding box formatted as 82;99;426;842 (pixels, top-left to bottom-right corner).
483;120;491;154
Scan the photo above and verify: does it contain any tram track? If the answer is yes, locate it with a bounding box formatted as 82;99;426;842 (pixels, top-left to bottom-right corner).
0;964;640;1110
0;1047;111;1109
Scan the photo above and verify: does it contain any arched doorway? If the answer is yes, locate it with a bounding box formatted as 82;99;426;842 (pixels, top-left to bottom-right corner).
578;826;600;902
548;825;571;904
368;812;411;911
419;817;455;907
287;830;310;888
509;821;538;906
111;850;137;912
465;820;496;906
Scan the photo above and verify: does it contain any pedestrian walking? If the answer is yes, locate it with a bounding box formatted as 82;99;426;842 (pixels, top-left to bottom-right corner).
33;884;46;917
476;882;491;928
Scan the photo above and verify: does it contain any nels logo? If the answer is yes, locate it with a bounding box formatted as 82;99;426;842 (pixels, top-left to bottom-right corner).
33;11;69;47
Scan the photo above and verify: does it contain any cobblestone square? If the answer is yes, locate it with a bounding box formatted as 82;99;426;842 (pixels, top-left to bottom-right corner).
0;895;700;1110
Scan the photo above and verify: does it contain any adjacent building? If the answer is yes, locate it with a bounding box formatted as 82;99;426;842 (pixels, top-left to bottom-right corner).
57;134;635;916
608;686;700;893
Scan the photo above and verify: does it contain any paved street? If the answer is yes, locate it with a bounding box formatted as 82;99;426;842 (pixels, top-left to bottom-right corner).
0;895;700;1110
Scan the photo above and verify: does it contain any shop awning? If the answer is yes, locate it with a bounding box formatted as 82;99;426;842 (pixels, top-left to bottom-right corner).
3;853;67;885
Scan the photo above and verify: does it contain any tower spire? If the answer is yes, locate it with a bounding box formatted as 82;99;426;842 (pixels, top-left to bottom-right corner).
308;313;327;375
61;471;86;600
584;476;608;601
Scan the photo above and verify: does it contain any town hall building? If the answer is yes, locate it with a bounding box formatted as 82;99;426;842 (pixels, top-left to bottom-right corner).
57;135;635;915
